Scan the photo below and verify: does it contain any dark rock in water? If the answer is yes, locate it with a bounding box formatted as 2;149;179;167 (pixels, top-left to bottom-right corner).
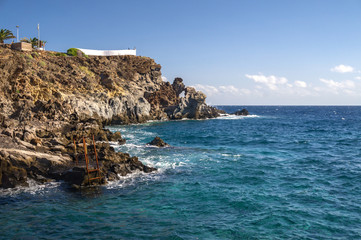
234;109;249;116
109;131;126;145
0;157;28;188
148;136;169;147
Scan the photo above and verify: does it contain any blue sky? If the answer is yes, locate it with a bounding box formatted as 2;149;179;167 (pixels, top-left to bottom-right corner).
1;0;361;105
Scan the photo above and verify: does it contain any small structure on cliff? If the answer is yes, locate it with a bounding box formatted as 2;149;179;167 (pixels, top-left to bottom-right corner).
77;48;136;56
11;42;32;51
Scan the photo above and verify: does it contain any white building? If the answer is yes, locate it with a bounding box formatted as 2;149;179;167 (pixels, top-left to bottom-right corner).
77;48;136;56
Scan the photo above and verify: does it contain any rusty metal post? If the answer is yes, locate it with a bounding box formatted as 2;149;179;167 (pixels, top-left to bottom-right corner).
83;136;90;185
73;138;78;165
92;135;100;170
92;135;101;183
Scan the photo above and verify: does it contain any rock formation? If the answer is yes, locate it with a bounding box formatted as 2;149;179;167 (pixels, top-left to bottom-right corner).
0;45;221;188
234;109;249;116
147;137;169;147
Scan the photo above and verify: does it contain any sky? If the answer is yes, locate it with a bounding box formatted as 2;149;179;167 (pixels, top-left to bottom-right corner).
1;0;361;105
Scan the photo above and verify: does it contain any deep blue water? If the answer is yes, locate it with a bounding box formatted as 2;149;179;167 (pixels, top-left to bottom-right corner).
1;106;361;239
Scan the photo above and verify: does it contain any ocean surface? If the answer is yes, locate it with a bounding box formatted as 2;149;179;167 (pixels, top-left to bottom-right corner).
1;106;361;239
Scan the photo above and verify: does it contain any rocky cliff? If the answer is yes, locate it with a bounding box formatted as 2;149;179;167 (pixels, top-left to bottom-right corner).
0;45;220;188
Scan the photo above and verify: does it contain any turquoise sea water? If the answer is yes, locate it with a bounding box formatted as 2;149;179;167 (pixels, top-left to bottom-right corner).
1;106;361;239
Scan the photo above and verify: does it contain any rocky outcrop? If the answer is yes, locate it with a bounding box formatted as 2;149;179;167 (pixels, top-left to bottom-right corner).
0;45;220;189
234;109;249;116
147;78;222;120
147;137;169;147
172;77;185;96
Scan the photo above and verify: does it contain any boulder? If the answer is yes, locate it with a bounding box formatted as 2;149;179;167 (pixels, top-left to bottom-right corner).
147;136;169;147
0;158;28;188
234;109;249;116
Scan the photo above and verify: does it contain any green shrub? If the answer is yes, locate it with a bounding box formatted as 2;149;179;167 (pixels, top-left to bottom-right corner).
25;54;33;60
79;66;95;77
55;52;67;57
39;61;46;67
67;48;78;56
67;48;87;57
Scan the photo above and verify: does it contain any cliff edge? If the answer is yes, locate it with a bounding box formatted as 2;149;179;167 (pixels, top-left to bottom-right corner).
0;46;220;188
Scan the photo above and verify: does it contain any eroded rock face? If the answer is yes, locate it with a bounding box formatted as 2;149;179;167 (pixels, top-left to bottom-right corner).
0;46;221;188
172;77;185;96
146;78;222;120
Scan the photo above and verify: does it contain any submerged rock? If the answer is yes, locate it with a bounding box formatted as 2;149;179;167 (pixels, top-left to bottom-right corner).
148;136;169;147
234;109;249;116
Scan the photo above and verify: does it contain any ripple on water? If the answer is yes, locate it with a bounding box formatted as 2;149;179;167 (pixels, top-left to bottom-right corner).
2;106;361;239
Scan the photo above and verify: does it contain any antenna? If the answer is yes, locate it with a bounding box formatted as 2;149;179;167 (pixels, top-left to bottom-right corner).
16;26;19;42
37;24;40;49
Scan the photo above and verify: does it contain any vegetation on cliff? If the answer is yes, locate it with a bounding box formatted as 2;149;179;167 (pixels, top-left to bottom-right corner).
0;45;220;189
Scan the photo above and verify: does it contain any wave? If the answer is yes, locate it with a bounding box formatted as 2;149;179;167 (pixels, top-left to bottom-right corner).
0;180;61;197
106;155;188;189
216;114;260;120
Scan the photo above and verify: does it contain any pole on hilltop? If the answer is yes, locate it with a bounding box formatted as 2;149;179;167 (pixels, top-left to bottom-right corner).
37;24;40;49
16;26;19;42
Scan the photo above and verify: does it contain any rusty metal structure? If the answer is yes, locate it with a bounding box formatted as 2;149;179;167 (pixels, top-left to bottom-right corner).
73;135;102;185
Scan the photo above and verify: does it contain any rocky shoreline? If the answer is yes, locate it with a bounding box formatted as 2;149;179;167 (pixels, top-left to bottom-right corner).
0;45;222;189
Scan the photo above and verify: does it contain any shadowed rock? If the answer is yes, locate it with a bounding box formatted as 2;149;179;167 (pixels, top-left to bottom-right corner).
0;45;223;189
148;137;169;147
234;109;249;116
172;77;185;96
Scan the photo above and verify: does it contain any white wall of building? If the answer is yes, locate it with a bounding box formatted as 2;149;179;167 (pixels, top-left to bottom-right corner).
77;48;136;56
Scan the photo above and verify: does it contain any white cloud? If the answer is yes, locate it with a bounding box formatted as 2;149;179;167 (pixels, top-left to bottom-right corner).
192;84;219;96
355;76;361;80
245;74;288;90
161;76;167;82
219;85;240;94
294;80;307;88
320;78;355;89
192;84;251;97
330;64;354;73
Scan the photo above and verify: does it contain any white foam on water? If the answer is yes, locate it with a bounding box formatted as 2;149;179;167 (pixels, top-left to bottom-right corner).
105;170;162;189
221;153;243;157
105;152;189;189
0;180;61;197
111;142;143;149
216;114;260;120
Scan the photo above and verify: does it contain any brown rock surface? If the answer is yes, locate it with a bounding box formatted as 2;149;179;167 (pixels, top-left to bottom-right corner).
0;46;220;189
147;137;170;147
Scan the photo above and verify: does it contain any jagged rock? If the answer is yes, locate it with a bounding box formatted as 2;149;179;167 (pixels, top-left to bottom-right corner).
167;86;219;119
148;136;169;147
0;45;224;189
234;109;249;116
172;77;185;96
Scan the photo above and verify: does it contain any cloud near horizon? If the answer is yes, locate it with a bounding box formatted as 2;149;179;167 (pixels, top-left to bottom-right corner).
330;64;354;73
191;84;252;97
245;74;288;90
294;80;307;88
318;78;356;95
191;73;360;104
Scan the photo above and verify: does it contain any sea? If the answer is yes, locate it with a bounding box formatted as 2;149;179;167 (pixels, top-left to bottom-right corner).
1;106;361;239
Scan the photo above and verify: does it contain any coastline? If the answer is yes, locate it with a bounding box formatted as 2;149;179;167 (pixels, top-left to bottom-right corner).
0;45;221;189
